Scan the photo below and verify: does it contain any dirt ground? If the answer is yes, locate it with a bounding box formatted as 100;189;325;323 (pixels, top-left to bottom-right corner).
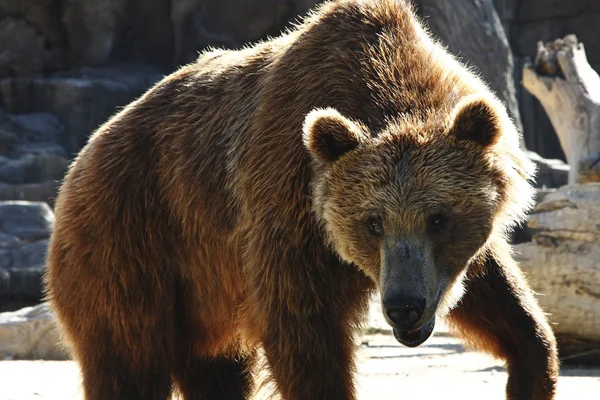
1;330;598;400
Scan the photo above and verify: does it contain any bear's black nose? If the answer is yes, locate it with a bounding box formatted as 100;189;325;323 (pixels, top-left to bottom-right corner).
385;297;425;328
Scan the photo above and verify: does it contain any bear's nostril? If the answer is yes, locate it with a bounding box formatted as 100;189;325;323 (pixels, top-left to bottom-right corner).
385;298;425;327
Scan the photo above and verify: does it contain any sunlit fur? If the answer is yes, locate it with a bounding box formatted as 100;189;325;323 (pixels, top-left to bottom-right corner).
45;1;557;399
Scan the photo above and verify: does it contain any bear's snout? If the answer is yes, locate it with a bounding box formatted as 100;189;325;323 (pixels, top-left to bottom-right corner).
383;295;426;330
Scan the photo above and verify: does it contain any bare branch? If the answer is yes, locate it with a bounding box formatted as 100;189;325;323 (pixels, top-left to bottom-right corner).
522;35;600;184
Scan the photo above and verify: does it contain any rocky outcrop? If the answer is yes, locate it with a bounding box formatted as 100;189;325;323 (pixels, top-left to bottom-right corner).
0;66;163;154
0;202;53;312
0;303;66;360
526;151;569;189
514;184;600;363
0;0;321;77
2;0;595;180
2;0;599;164
0;2;64;78
0;1;321;188
0;108;69;204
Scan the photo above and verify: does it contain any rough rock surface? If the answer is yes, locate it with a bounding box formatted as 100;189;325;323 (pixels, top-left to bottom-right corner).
514;183;600;362
0;66;163;154
0;181;61;206
527;150;570;188
0;201;54;312
0;1;64;78
0;108;68;204
2;0;597;183
0;0;320;76
0;303;66;360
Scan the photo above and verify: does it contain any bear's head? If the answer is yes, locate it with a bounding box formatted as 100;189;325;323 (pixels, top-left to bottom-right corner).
303;95;536;347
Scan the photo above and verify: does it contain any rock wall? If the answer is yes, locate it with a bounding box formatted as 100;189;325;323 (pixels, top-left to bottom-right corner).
2;1;598;163
0;0;320;204
0;0;320;78
0;202;54;312
0;109;68;205
0;2;582;225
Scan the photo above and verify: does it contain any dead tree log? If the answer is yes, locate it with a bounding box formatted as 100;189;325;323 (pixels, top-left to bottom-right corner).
514;184;600;364
523;35;600;184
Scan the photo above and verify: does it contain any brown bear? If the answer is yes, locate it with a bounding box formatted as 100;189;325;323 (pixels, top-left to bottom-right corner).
45;0;559;399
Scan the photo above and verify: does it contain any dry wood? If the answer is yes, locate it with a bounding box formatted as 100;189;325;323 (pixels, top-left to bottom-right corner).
514;184;600;364
523;35;600;184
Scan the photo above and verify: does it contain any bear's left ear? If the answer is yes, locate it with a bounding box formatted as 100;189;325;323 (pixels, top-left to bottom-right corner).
448;96;501;147
303;107;368;163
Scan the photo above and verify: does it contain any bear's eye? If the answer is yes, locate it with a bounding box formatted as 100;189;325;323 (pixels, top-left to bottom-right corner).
367;216;384;236
427;213;448;233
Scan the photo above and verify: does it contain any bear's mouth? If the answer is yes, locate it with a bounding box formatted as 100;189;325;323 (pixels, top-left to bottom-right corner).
392;315;436;347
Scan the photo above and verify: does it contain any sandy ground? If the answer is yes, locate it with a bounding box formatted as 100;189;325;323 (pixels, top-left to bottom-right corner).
1;330;599;400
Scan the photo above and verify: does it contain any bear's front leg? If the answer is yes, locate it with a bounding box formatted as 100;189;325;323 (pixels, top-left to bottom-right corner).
447;241;559;400
260;310;359;400
245;239;373;400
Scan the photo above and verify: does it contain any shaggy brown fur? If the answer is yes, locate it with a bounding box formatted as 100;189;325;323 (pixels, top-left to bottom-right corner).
45;0;559;399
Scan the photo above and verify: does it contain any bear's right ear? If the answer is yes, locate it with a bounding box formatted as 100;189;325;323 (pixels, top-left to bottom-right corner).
302;108;368;164
448;96;502;147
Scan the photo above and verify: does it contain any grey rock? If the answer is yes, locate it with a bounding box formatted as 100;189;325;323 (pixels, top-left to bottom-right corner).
11;240;48;270
0;18;46;78
0;233;19;249
0;156;28;183
61;0;127;66
11;113;65;144
112;0;173;67
0;303;68;360
526;151;570;188
493;0;600;70
0;109;68;204
0;0;64;78
6;265;45;300
517;0;600;22
0;181;61;206
11;142;67;158
0;108;68;163
0;109;22;155
0;0;322;76
514;16;600;71
0;0;63;43
0;202;54;306
0;129;18;156
0;267;10;295
0;153;68;184
171;0;305;64
0;66;163;153
417;0;524;143
0;201;53;241
0;248;10;269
